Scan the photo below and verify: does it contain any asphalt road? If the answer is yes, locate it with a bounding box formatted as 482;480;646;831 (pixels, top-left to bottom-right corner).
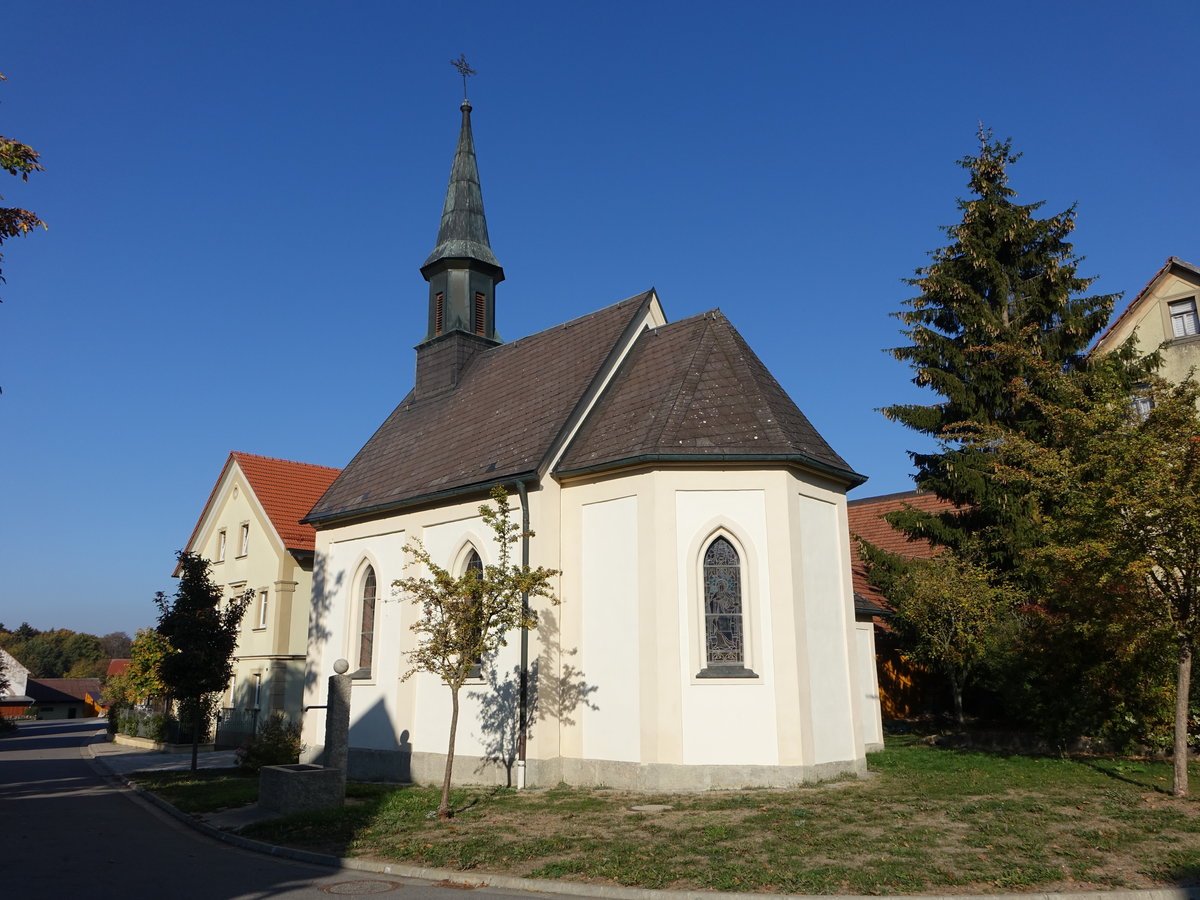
0;719;545;900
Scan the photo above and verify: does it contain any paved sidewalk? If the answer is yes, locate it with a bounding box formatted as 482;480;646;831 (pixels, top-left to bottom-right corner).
88;735;239;776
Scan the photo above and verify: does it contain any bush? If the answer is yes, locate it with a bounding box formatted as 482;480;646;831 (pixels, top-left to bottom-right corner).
237;713;303;772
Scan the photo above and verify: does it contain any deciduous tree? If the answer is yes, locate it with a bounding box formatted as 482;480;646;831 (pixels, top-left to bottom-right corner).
1;73;45;301
393;486;559;819
156;552;249;771
978;356;1200;795
864;543;1016;724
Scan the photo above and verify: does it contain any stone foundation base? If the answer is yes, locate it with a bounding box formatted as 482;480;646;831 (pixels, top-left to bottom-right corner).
302;744;867;791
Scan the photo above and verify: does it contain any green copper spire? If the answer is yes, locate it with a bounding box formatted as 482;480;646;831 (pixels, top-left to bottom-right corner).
421;99;503;274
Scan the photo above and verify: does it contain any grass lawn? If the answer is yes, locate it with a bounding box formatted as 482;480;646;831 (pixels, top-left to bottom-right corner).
133;738;1200;894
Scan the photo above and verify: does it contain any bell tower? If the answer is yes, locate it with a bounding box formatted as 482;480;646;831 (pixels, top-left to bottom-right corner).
413;70;504;399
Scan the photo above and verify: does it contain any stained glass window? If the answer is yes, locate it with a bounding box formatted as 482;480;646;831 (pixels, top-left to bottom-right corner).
704;537;743;667
359;566;376;671
465;550;484;678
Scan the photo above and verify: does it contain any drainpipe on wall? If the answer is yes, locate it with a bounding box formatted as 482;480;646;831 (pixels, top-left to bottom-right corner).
516;479;531;790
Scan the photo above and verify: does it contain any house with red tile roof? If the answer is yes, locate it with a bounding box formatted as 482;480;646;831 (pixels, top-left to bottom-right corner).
298;95;878;790
847;490;957;719
181;452;340;747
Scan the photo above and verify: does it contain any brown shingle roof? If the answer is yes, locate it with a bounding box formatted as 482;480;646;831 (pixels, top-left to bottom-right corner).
557;310;862;483
306;293;656;524
106;658;131;677
847;490;956;609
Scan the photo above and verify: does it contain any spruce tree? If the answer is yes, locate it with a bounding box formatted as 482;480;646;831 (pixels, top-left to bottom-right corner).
881;128;1120;567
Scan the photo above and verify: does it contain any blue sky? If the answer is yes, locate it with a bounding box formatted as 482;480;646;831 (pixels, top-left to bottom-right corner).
2;1;1197;637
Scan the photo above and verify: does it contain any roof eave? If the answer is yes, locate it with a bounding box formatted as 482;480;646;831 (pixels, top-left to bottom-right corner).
554;452;868;487
303;469;541;529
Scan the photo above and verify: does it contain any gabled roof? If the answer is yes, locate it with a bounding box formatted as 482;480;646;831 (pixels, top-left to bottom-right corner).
183;452;342;557
306;293;656;524
27;678;102;704
557;310;863;484
106;658;131;677
1093;256;1200;352
846;489;956;611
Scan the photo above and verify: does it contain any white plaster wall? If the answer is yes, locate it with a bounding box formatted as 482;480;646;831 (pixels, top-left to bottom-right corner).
675;488;778;767
305;490;548;776
579;495;640;762
409;512;523;763
855;621;883;749
797;493;857;764
319;526;408;750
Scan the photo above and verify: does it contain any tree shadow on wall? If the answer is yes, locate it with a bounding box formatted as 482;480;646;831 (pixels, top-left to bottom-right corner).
303;551;344;699
468;609;599;786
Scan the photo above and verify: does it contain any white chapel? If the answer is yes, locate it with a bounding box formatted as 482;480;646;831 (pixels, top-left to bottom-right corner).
299;93;880;790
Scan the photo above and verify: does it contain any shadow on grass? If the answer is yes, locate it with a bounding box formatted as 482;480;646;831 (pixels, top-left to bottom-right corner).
1074;757;1174;795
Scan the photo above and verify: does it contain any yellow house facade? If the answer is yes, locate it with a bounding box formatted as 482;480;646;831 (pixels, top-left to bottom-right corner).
1093;256;1200;384
181;451;339;746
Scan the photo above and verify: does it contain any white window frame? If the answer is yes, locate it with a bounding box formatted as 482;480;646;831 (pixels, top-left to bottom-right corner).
257;589;269;629
238;522;250;557
1169;297;1199;339
217;529;227;563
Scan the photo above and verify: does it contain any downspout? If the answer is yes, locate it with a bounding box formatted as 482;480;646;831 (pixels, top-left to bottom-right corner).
516;479;531;789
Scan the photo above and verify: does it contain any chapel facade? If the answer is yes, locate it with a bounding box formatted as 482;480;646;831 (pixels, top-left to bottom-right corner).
299;93;880;790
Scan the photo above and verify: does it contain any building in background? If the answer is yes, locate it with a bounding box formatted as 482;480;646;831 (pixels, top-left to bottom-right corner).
180;451;340;747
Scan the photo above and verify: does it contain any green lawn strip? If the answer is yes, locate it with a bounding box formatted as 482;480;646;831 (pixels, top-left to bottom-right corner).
140;744;1200;893
129;768;257;813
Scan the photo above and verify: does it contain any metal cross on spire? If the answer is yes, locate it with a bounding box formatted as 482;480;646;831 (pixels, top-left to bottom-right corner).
450;54;476;101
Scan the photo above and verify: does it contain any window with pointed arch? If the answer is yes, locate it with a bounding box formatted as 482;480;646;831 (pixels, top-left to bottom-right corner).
697;535;758;678
464;549;484;680
358;565;377;675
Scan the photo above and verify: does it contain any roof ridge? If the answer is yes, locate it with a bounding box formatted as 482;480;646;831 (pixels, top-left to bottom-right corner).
232;451;341;472
478;290;656;358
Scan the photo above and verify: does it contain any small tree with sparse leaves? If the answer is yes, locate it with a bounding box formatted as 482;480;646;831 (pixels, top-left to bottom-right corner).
393;486;559;819
156;551;250;771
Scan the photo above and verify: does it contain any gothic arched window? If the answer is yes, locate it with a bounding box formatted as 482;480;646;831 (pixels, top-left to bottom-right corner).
358;565;377;673
464;549;484;679
703;537;743;668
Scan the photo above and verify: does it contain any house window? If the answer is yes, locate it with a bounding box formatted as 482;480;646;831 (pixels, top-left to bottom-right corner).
435;292;445;335
217;529;226;563
474;292;487;336
1170;298;1198;339
464;549;484;680
697;535;757;678
358;565;377;673
257;590;269;629
239;523;250;557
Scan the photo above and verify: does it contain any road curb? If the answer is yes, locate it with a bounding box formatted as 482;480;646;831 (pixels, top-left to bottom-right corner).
83;736;1200;900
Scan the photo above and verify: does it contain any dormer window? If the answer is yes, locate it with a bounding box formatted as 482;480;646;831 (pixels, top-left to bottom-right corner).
1170;297;1198;338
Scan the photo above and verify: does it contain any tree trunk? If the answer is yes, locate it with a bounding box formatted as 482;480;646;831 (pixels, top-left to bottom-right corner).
1174;640;1193;798
439;687;460;819
191;696;201;773
950;670;965;726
